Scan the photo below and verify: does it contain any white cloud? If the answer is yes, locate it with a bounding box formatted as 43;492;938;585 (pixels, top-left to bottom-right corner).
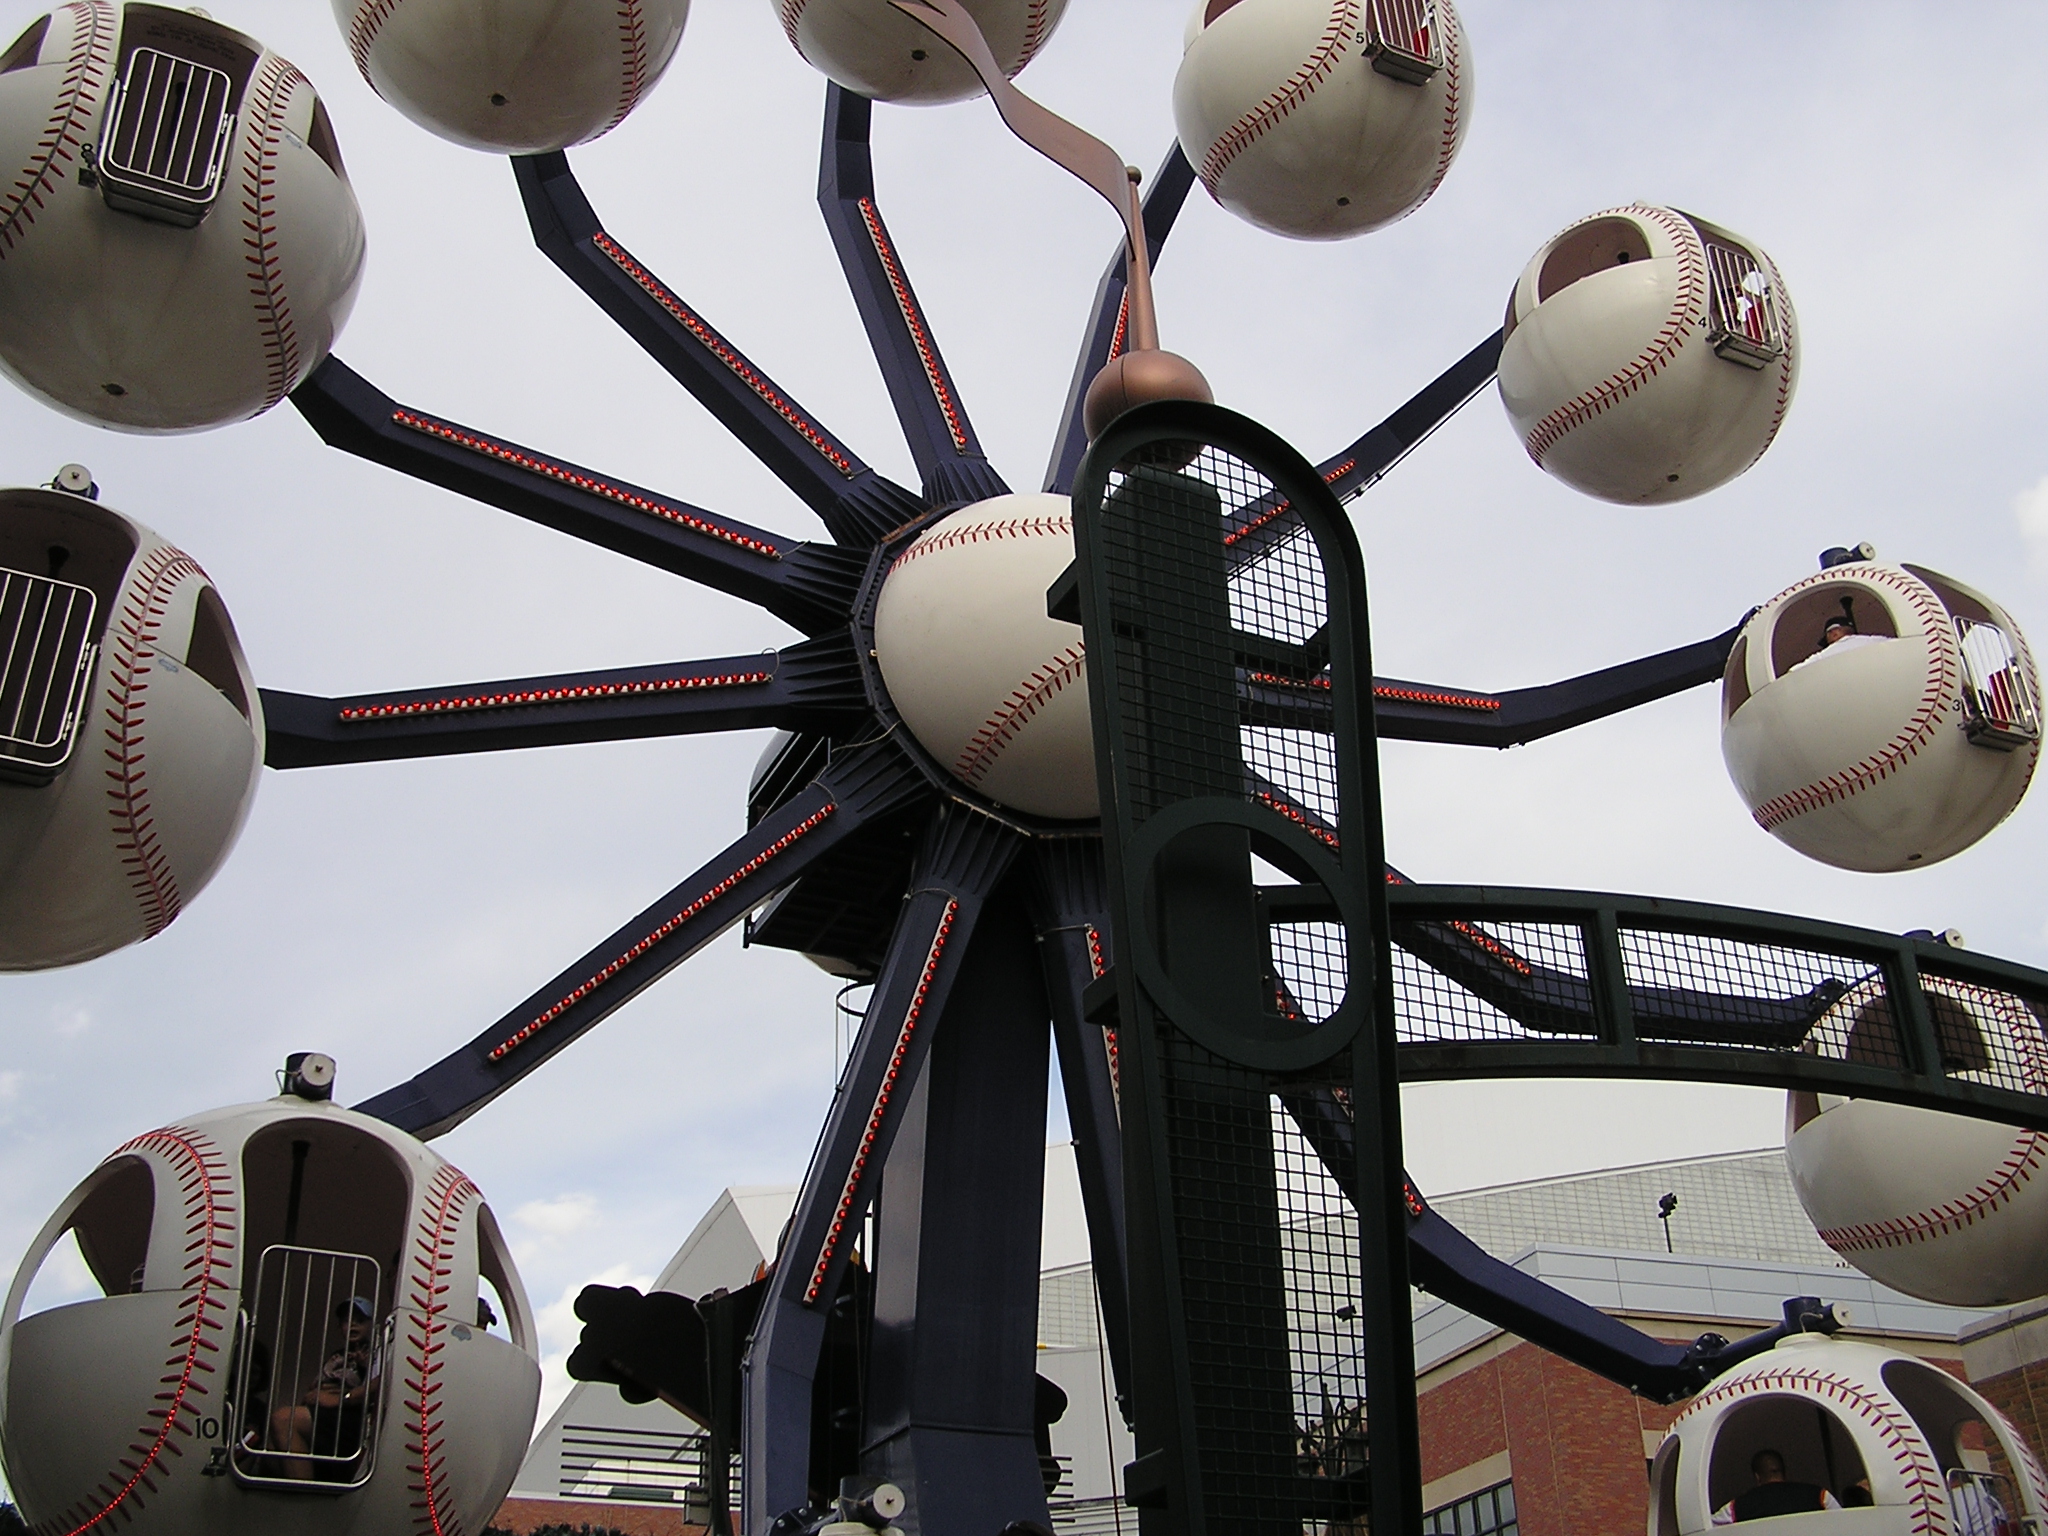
513;1193;600;1249
2018;474;2048;581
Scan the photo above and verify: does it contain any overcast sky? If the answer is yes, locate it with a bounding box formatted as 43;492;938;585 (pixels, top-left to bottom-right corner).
2;1;2046;1431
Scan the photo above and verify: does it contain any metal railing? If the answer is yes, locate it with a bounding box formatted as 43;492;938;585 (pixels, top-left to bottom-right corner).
92;47;236;226
1956;615;2041;749
558;1423;742;1515
1701;235;1787;368
0;564;96;785
1307;885;2048;1131
1947;1469;2028;1536
1365;0;1443;83
228;1245;384;1489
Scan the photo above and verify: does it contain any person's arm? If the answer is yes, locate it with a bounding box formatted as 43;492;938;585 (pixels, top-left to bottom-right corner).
1712;1501;1736;1525
1822;1491;1841;1510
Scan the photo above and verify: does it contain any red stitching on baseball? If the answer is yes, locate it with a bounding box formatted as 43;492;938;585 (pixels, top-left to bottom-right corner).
1818;1133;2047;1255
404;1164;478;1536
806;900;957;1303
1812;978;2048;1257
1741;247;1797;475
954;643;1086;787
593;233;857;476
0;2;111;257
605;0;648;135
1748;568;1959;831
346;0;401;81
393;410;782;557
490;805;837;1060
779;0;806;50
1522;206;1708;467
102;546;207;940
1673;1366;1946;1536
1198;0;1359;193
888;513;1072;577
1018;0;1055;71
51;1127;234;1536
858;197;968;452
339;671;772;724
240;56;304;412
1421;9;1461;203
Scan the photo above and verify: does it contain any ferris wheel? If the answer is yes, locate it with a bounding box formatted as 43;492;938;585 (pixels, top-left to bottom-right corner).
1;5;2047;1536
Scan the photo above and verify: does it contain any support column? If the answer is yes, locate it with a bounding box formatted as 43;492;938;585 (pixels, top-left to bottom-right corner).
862;891;1053;1536
1029;838;1132;1414
743;806;1022;1532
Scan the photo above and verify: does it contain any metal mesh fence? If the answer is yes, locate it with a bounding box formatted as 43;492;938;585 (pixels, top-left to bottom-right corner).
1391;920;1591;1045
1617;928;1879;1054
1877;970;2048;1099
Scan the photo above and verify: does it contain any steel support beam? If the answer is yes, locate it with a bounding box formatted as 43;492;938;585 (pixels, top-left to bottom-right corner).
819;85;1008;509
262;637;866;768
862;894;1053;1536
291;356;863;635
515;151;925;548
355;741;932;1138
1027;837;1131;1412
742;805;1024;1533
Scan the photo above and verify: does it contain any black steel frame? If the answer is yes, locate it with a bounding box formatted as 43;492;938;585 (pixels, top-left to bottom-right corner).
244;79;2048;1536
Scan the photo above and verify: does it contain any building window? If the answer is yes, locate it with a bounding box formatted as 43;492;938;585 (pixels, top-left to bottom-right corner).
1423;1479;1516;1536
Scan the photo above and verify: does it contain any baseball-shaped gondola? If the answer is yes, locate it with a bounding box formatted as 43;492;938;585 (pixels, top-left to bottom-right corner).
1784;972;2048;1308
0;4;366;431
1720;557;2039;872
1498;204;1795;504
1651;1333;2048;1534
0;478;263;971
336;0;692;153
871;493;1095;820
776;0;1069;105
0;1058;541;1535
1173;0;1471;240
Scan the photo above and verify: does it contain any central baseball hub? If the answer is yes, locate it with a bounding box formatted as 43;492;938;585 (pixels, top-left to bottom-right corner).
872;492;1097;821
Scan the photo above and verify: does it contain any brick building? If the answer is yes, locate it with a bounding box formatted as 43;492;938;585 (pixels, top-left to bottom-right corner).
495;1148;2040;1536
1405;1152;1995;1536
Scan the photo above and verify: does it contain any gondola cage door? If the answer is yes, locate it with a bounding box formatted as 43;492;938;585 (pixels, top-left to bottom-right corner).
1070;402;1418;1536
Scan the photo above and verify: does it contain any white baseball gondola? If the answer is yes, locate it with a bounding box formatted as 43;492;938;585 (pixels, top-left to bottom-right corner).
0;1057;541;1535
775;0;1070;106
1173;0;1471;240
1498;204;1797;505
0;4;365;432
1651;1333;2048;1536
1786;970;2048;1309
336;0;694;154
0;476;263;971
1721;557;2040;873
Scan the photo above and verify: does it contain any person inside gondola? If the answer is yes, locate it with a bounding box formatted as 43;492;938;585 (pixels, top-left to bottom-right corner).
1712;1448;1842;1522
1794;604;1887;669
269;1296;378;1479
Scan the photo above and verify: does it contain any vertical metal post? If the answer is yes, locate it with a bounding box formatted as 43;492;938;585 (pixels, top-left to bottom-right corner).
1587;909;1639;1064
862;896;1054;1536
